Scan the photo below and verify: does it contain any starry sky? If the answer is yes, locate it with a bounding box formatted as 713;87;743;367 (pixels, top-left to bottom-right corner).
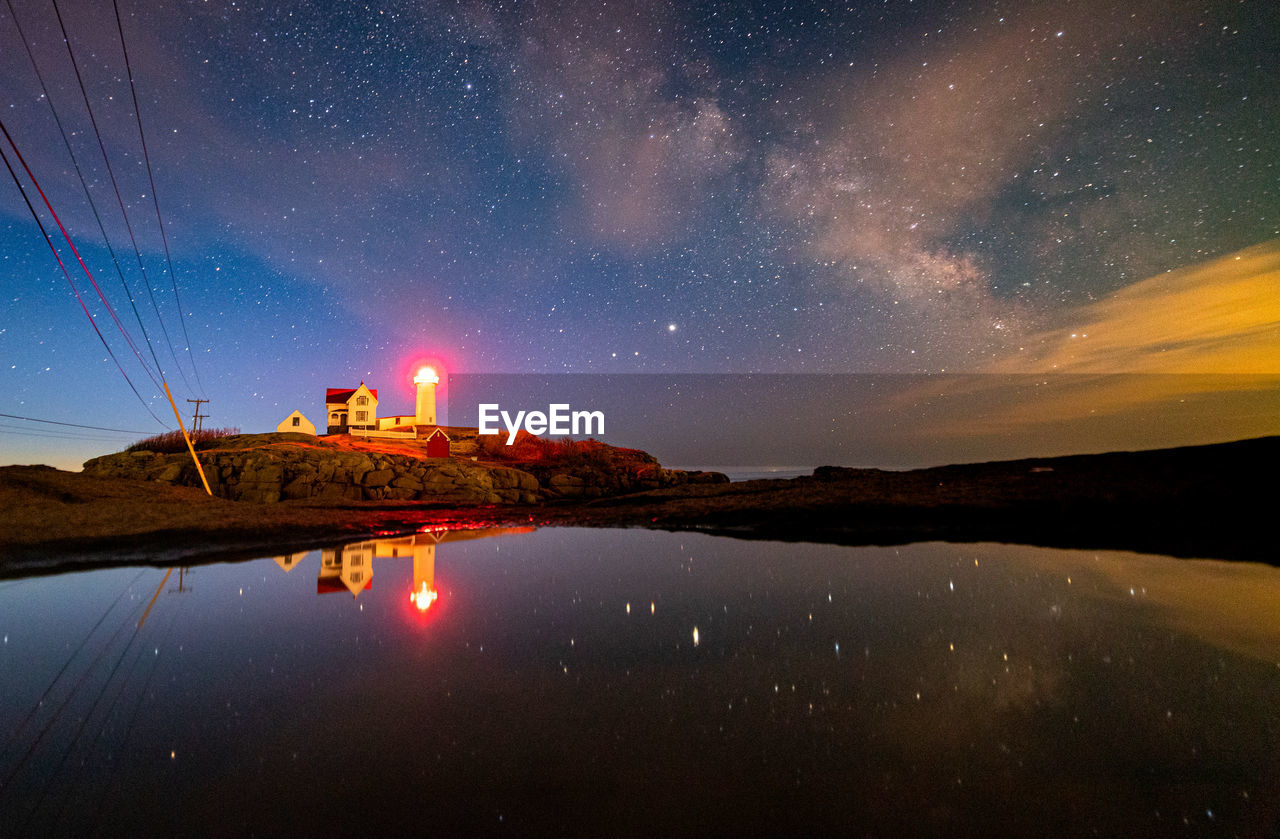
1;0;1277;469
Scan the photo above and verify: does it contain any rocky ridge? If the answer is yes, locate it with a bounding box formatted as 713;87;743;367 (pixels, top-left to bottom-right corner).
81;432;725;504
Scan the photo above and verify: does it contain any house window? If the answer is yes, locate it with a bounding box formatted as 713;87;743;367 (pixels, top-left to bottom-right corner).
330;412;339;421
292;417;300;427
356;411;367;422
357;395;368;406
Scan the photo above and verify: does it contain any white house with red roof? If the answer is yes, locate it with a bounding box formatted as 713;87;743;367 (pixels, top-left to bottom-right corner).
318;370;440;441
325;382;379;434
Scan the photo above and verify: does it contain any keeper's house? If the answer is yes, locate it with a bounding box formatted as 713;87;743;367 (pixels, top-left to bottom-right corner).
323;379;425;436
326;383;379;434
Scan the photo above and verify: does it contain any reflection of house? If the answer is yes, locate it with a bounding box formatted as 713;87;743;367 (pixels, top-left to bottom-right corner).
276;411;316;436
273;552;308;572
319;542;374;597
272;527;537;605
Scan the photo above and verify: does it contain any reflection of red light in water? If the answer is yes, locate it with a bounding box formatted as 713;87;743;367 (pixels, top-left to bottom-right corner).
410;582;439;612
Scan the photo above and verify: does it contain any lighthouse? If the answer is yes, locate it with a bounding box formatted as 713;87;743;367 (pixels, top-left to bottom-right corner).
413;366;439;426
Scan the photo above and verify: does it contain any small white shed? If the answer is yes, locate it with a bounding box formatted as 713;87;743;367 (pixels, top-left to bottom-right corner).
277;410;317;436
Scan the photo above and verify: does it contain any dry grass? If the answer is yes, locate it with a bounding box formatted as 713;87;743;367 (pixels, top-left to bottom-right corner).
127;427;241;454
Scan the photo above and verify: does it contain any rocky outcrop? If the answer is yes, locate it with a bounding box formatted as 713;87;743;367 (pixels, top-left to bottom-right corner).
83;438;541;505
81;432;727;505
528;463;727;499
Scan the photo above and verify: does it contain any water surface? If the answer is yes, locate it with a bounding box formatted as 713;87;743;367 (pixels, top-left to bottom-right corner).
2;528;1278;836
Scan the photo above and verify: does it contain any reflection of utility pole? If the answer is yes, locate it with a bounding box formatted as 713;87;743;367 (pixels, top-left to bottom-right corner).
186;399;209;432
168;567;192;594
138;569;172;628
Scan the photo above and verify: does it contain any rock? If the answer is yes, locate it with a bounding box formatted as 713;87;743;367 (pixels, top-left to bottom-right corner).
282;477;314;500
80;431;685;507
363;469;395;487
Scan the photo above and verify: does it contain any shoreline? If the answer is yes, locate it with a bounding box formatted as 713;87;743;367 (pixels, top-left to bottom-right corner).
2;434;1275;578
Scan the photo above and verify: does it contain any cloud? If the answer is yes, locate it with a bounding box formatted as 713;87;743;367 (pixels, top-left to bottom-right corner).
995;240;1280;374
891;241;1280;451
502;3;740;250
758;0;1209;364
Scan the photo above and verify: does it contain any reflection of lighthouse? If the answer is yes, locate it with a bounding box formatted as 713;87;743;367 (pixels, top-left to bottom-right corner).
409;537;438;612
413;366;438;426
369;532;442;611
281;527;537;612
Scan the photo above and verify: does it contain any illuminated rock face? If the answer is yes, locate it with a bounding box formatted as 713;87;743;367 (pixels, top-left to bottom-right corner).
84;437;542;504
82;433;726;504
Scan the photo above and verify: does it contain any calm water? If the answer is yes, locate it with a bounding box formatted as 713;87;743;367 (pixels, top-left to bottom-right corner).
1;528;1278;837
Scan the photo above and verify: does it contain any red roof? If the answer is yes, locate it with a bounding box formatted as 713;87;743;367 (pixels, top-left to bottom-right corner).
325;386;377;404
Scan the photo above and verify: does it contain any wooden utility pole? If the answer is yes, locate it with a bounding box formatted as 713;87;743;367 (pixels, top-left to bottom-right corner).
186;398;209;432
164;383;212;495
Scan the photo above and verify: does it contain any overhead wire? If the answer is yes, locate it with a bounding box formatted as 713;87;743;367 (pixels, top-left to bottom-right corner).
3;0;166;391
0;131;168;427
112;0;205;396
0;413;152;434
1;120;163;402
48;0;196;397
0;425;138;443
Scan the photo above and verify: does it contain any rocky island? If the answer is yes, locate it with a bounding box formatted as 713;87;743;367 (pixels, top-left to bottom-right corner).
79;428;727;505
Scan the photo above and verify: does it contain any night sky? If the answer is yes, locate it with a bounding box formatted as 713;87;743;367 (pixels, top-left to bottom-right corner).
1;0;1277;469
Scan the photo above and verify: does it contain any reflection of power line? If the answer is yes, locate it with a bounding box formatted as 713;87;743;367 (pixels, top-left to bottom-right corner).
89;577;185;827
0;570;147;808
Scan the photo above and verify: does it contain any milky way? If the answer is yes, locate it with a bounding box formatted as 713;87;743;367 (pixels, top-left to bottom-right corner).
0;0;1276;466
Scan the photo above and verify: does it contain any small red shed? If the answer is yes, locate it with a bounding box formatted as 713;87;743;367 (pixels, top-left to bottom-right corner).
425;427;451;458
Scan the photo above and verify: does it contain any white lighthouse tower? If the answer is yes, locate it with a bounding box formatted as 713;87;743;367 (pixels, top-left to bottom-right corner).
413;366;439;426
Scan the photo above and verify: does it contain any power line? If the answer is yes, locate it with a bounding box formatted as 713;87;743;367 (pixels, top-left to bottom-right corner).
0;413;152;433
0;117;161;398
0;426;136;443
3;0;166;391
113;0;205;397
48;0;196;398
0;129;168;428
